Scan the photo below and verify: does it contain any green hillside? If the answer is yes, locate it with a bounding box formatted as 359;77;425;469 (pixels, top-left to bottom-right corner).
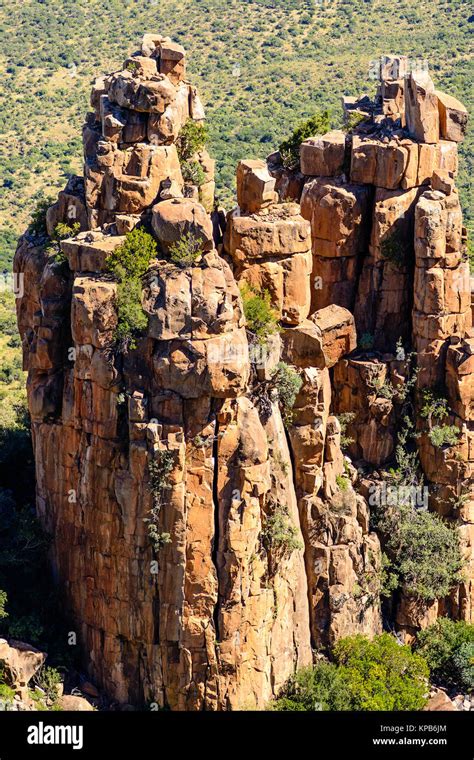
0;0;472;270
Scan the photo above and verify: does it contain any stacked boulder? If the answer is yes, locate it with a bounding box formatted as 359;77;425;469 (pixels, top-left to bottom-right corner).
14;35;313;711
224;164;383;650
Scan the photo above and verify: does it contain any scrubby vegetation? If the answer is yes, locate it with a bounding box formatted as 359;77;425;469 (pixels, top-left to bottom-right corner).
241;284;279;344
278;110;331;169
270;362;302;423
337;411;355;449
144;450;174;553
272;633;429;711
176;119;208;162
428;424;460;448
105;228;157;350
168;233;202;267
262;500;302;567
415;619;474;692
380;505;464;601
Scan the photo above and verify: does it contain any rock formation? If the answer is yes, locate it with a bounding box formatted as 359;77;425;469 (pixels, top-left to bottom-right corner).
13;40;472;709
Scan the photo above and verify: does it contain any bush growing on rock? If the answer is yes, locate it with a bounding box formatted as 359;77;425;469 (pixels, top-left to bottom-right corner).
271;362;302;423
176;120;208;162
28;196;52;239
415;619;474;691
144;451;175;553
240;284;279;344
273;633;429;711
378;503;464;601
114;275;148;351
106;229;157;350
262;500;302;567
279;110;331;170
428;424;460;448
105;228;157;279
168;232;202;267
180;159;206;187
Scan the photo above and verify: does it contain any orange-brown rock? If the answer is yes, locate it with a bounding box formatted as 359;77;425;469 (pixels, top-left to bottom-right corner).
355;186;421;350
435;91;468;143
300;130;346;177
405;71;440;144
333;356;397;466
300;177;371;312
224;202;312;325
236;159;278;213
151;197;213;252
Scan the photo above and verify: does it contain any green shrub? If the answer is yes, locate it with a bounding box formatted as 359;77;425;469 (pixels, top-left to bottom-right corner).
52;222;80;242
180;159;206;187
0;683;15;705
241;285;279;344
419;389;450;423
428;424;460;448
379;504;464;601
279;110;331;170
274;634;429;711
168;233;202;267
337;412;355;448
380;230;409;269
105;228;157;279
114;275;148;351
176;120;208;162
452;642;474;692
34;666;62;702
105;229;157;351
0;589;7;619
144;451;175;553
272;662;352;711
336;474;349;491
415;618;474;690
262;501;302;568
333;633;429;711
28;197;52;239
271;362;302;423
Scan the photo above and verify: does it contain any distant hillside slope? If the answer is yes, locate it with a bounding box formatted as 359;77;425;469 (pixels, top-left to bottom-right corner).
0;0;472;268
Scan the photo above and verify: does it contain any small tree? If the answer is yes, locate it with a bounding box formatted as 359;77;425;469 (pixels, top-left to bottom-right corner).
28;196;52;239
262;500;302;569
271;362;302;423
333;633;429;711
378;503;464;601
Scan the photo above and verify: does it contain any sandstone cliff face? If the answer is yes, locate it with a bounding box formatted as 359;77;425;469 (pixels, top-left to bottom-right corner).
13;40;472;708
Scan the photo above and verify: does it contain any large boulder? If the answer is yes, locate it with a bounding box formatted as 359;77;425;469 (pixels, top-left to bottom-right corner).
0;640;46;694
151;198;213;253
